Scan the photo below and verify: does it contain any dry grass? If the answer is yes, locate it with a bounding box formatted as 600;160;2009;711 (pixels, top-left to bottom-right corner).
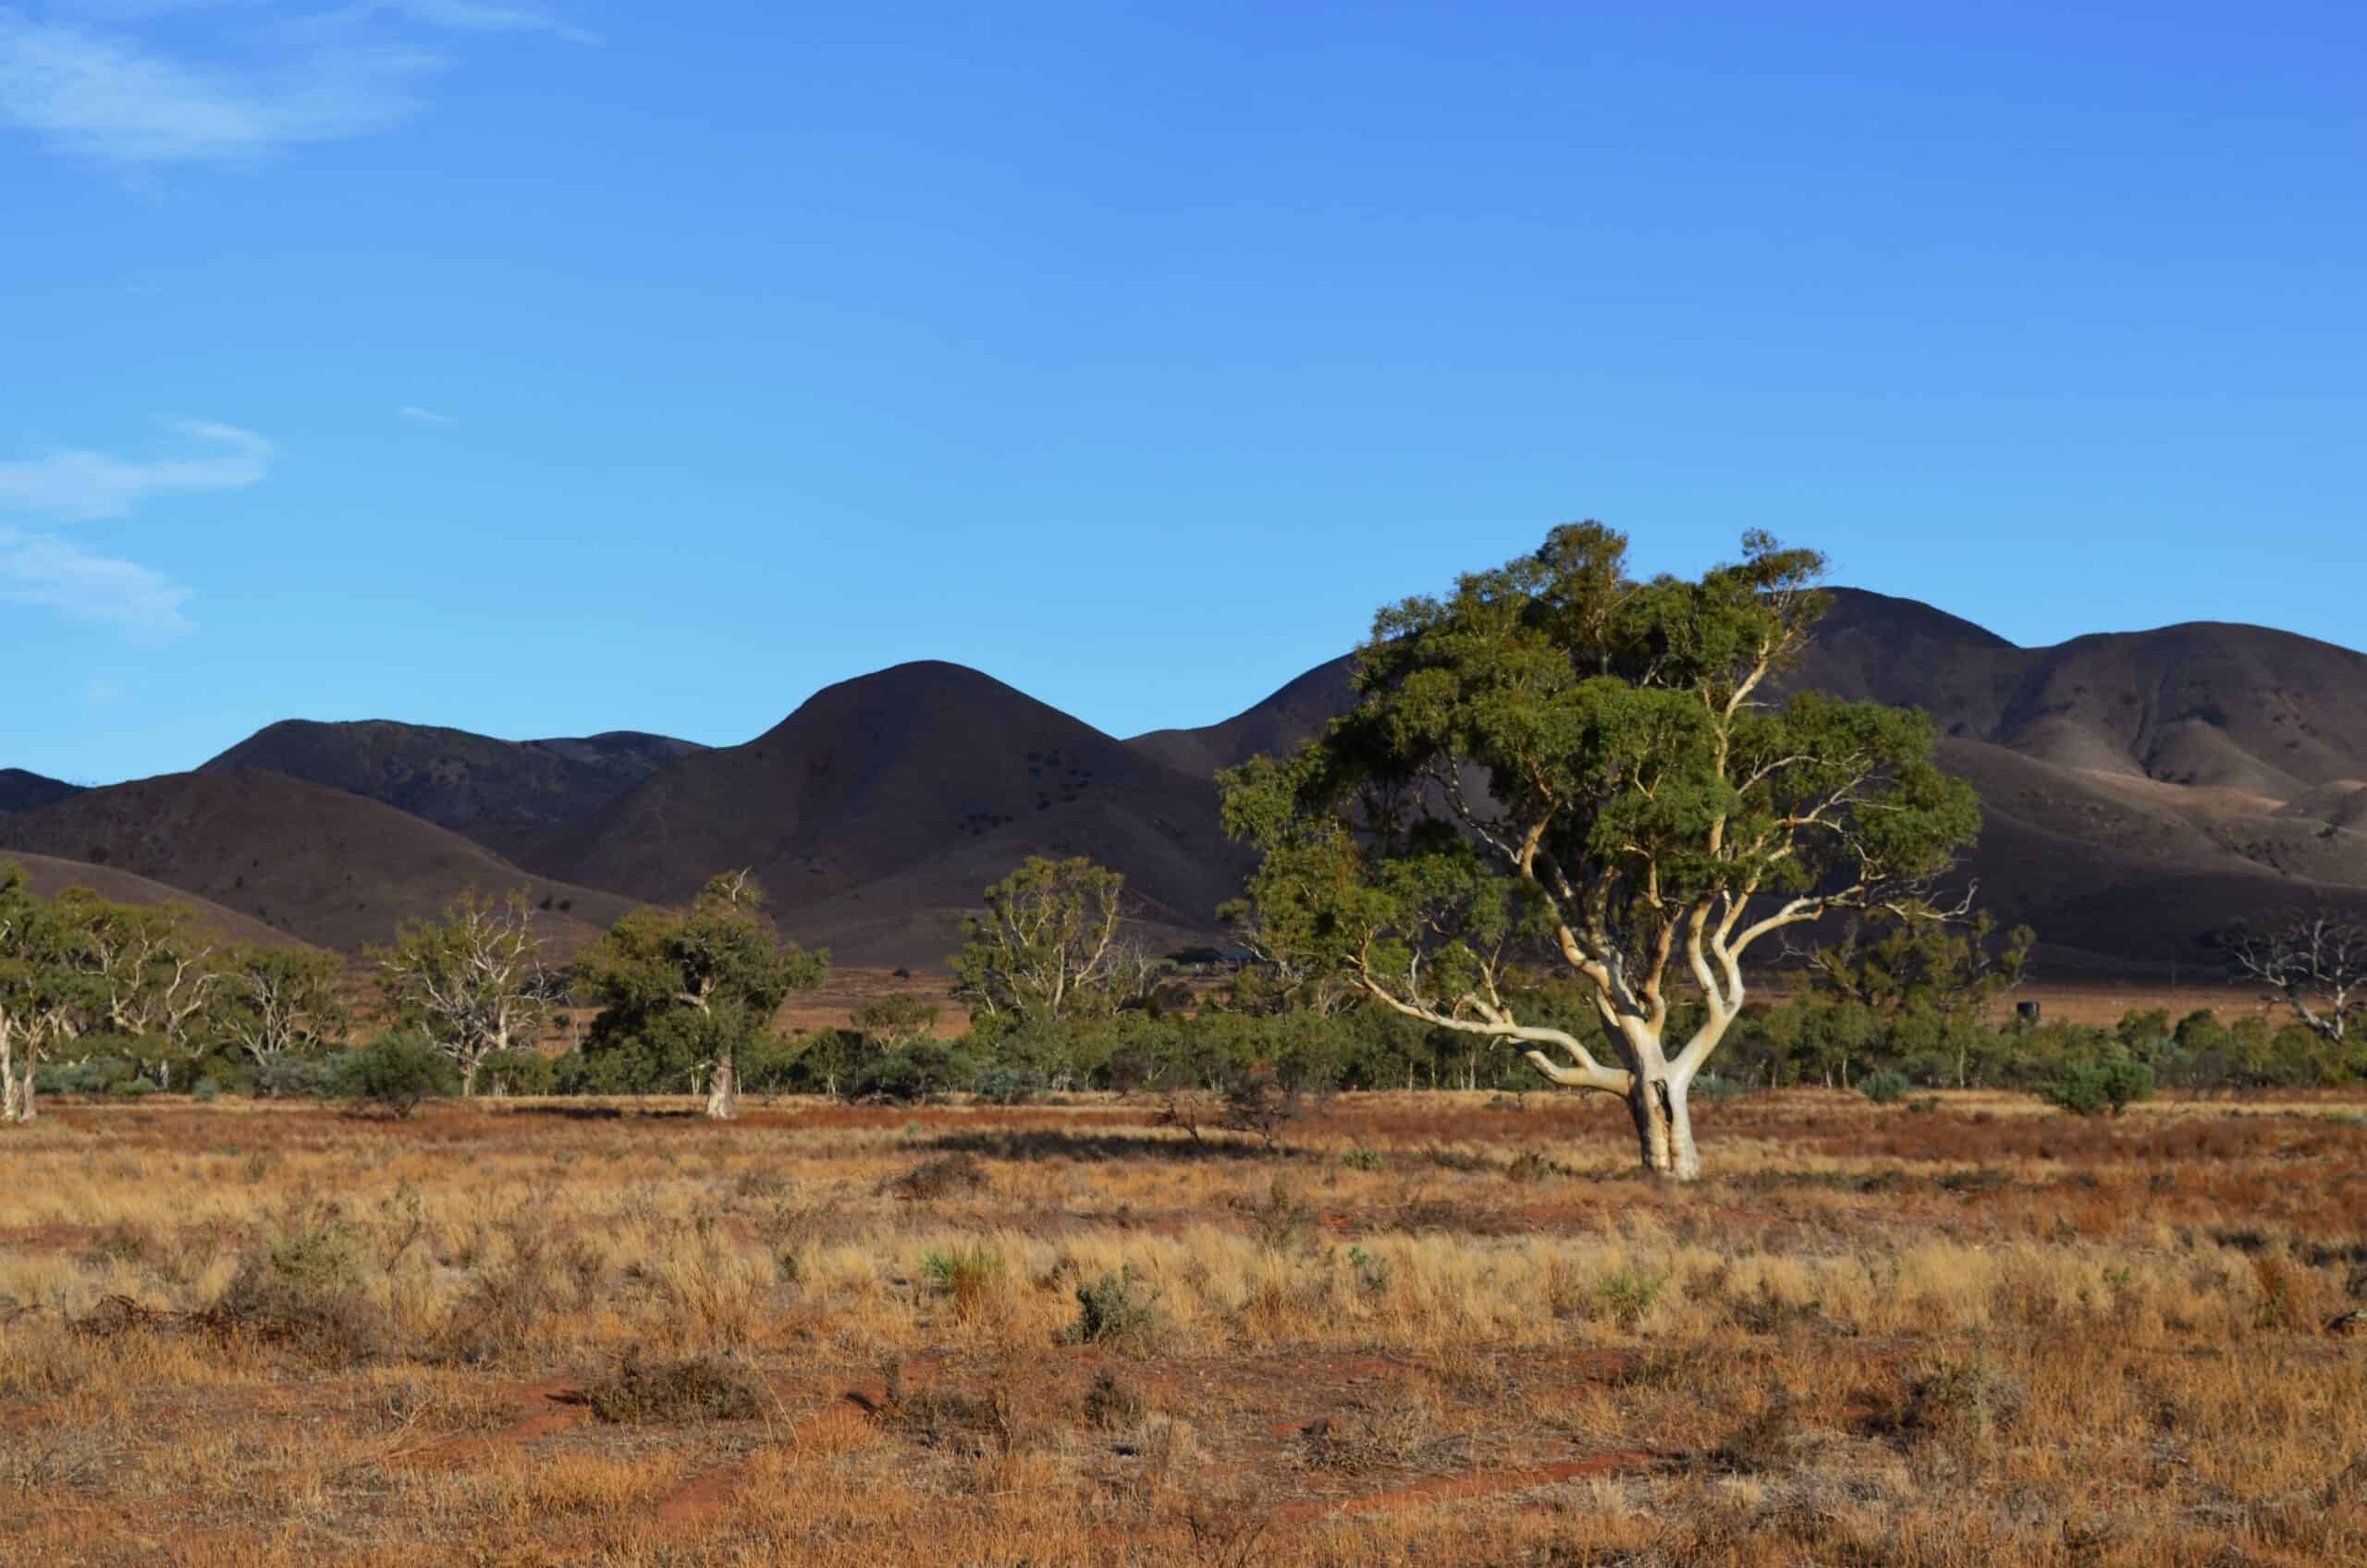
3;1087;2364;1565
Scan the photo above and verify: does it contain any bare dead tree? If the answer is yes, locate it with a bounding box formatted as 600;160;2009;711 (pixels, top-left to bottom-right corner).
2225;912;2366;1046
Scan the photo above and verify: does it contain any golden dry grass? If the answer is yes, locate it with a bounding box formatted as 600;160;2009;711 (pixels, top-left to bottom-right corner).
3;1088;2364;1565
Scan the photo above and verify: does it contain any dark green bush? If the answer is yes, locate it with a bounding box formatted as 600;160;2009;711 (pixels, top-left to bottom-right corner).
328;1034;458;1119
1858;1070;1910;1105
2042;1058;2154;1118
1065;1264;1160;1345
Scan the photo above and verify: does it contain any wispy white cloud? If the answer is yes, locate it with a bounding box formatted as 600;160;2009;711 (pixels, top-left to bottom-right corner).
0;525;195;643
398;403;456;427
0;8;425;161
0;1;588;164
0;418;271;643
337;1;596;45
0;419;274;521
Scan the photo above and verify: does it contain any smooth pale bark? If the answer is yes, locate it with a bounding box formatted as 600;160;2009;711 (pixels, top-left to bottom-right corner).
705;1052;740;1121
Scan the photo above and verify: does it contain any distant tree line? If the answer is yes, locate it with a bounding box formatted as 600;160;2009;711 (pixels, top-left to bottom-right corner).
8;528;2362;1146
6;850;2360;1132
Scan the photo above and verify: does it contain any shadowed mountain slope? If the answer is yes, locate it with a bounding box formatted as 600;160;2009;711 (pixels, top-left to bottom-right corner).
0;771;637;951
5;851;308;948
201;721;706;865
0;769;84;814
539;661;1248;938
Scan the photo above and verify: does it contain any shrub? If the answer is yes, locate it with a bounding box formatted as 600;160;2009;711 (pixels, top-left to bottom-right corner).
1065;1265;1159;1345
474;1047;556;1096
1220;1072;1302;1150
1082;1369;1146;1429
1339;1145;1386;1172
1598;1268;1668;1329
584;1349;764;1424
255;1056;333;1099
885;1154;989;1202
327;1034;457;1118
2042;1058;2153;1118
973;1064;1044;1105
1858;1070;1910;1105
208;1210;388;1366
191;1078;222;1103
920;1244;1005;1319
1895;1354;2027;1441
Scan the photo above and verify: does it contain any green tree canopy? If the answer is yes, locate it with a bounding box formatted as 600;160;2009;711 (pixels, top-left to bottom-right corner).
578;871;828;1119
1219;522;1981;1178
950;856;1128;1026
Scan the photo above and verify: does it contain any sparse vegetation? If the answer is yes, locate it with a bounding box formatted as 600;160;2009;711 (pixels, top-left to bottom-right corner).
1;1087;2365;1563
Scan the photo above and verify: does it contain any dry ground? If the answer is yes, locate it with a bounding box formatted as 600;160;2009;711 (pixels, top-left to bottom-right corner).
3;1089;2364;1566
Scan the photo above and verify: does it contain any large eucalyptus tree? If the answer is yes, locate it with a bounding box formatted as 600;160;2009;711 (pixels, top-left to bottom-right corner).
1219;523;1980;1179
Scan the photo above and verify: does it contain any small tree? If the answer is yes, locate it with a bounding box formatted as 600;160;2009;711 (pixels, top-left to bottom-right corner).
217;945;350;1075
0;865;90;1124
1220;523;1981;1180
60;893;225;1087
578;871;827;1120
852;992;939;1051
2224;912;2365;1047
951;857;1127;1024
372;890;555;1096
1809;911;2031;1087
330;1033;457;1119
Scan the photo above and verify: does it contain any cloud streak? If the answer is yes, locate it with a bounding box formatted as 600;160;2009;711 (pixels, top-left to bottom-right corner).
0;418;271;643
398;403;456;427
0;419;274;521
0;526;196;643
0;2;589;164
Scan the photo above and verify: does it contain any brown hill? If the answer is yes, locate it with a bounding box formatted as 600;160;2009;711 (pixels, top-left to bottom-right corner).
0;770;638;952
1129;655;1359;779
0;768;84;814
4;851;306;948
539;661;1248;953
201;721;705;865
1126;590;2367;971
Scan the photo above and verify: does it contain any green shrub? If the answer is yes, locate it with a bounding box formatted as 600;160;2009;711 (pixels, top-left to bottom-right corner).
1065;1265;1159;1345
1598;1268;1668;1329
192;1077;223;1103
2042;1058;2153;1118
474;1047;556;1096
256;1056;334;1099
1858;1070;1910;1105
328;1034;457;1119
1339;1145;1386;1172
972;1064;1043;1105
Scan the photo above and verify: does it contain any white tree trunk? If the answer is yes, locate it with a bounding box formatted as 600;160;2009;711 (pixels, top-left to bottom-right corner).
1629;1072;1699;1181
705;1050;739;1121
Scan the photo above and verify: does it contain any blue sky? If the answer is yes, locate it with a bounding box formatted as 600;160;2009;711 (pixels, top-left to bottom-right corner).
4;1;2361;786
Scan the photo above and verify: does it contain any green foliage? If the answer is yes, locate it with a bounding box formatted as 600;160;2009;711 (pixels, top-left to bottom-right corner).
328;1033;458;1118
1065;1264;1160;1345
576;872;827;1111
370;889;552;1096
852;992;939;1049
2042;1057;2155;1118
1214;523;1982;1166
950;857;1130;1026
1598;1268;1669;1329
1858;1069;1910;1105
474;1047;556;1096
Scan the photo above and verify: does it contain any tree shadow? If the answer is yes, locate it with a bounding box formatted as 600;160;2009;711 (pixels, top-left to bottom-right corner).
925;1127;1295;1164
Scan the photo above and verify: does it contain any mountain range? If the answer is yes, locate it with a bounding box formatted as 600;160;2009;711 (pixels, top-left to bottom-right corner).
5;588;2363;974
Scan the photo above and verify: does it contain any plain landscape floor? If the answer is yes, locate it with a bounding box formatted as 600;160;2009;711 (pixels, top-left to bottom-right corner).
3;1088;2364;1566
